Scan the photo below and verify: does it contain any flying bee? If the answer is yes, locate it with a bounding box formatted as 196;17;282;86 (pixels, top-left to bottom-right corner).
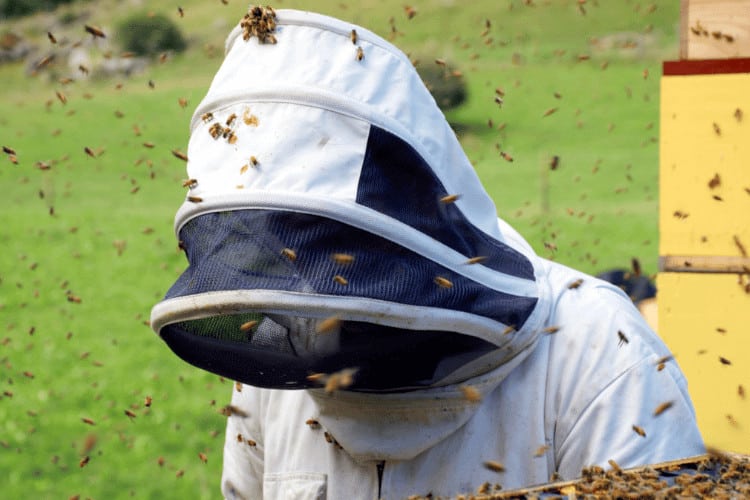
653;401;674;417
172;150;189;162
81;417;96;425
316;315;341;334
543;107;559;117
719;356;732;365
198;452;208;463
175;470;184;478
404;5;417;19
440;194;460;204
84;25;106;38
324;368;358;393
459;384;481;402
713;122;721;136
148;80;155;89
239;320;258;332
567;278;584;289
124;409;137;419
617;330;629;346
502;324;516;335
465;256;487;265
434;276;453;288
333;275;348;286
483;460;505;473
356;46;364;61
534;445;550;457
178;6;184;17
350;29;358;44
219;405;249;418
632;425;646;437
500;151;514;162
56;91;67;105
187;196;203;203
144;395;152;407
305;418;320;429
543;325;560;334
84;146;96;158
281;248;297;261
47;31;57;44
2;146;16;156
182;178;198;188
79;456;90;468
306;373;326;383
331;253;355;265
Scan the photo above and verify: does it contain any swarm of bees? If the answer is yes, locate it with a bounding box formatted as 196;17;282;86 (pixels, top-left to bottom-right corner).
240;5;278;44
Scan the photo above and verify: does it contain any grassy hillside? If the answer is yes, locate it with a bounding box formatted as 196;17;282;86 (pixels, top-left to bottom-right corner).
0;1;678;498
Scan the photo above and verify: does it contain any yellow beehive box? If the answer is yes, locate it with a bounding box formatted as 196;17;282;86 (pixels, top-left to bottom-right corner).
659;58;750;453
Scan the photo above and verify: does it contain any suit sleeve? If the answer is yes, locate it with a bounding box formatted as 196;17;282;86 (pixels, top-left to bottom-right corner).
221;385;264;500
547;281;705;479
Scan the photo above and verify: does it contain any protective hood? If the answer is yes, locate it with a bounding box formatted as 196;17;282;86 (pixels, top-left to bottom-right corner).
150;8;551;394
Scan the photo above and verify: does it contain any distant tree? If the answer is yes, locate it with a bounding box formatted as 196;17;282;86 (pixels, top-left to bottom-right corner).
416;59;468;112
117;13;187;57
0;0;76;18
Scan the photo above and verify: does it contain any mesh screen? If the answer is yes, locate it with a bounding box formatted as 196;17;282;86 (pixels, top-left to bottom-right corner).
162;315;497;391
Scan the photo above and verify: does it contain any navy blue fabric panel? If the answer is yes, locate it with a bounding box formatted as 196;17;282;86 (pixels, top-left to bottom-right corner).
167;210;537;329
356;125;535;281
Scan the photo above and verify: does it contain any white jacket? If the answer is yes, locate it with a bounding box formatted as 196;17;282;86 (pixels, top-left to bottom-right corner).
221;258;703;500
146;9;704;499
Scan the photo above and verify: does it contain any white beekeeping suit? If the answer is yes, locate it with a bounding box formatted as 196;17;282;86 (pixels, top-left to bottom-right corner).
150;8;704;500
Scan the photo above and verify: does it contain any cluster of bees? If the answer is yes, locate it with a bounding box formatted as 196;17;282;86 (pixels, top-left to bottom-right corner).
690;20;735;43
240;5;277;44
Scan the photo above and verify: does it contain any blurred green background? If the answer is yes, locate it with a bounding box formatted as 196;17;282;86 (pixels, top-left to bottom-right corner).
0;0;676;498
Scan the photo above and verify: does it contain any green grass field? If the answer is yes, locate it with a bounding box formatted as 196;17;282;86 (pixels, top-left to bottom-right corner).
1;1;677;498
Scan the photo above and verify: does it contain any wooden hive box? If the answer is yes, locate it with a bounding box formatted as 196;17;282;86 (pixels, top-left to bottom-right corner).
659;0;750;454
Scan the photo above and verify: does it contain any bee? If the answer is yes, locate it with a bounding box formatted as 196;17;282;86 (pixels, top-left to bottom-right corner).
567;278;584;289
225;113;238;127
198;452;208;463
305;418;320;429
739;385;746;399
178;6;184;17
333;275;348;286
172;150;189;162
239;320;258;332
124;409;137;419
316;315;341;334
655;354;673;371
440;194;460;204
182;178;198;188
250;156;259;166
219;405;249;418
500;151;514;162
281;248;297;261
81;417;96;425
502;324;516;335
672;210;689;219
716;327;727;334
435;58;446;67
201;112;214;123
178;97;188;108
434;276;453;288
459;384;481;402
84;146;96;158
719;356;732;365
494;96;504;107
187;196;203;203
543;325;560;334
356;46;364;61
2;146;16;156
617;330;629;347
404;5;417;19
84;25;106;38
243;108;259;126
733;235;747;257
713;122;721;136
142;142;155;149
324;368;358;393
148;80;155;89
549;155;560;170
734;108;743;122
607;459;622;472
306;373;327;383
331;253;355;265
632;425;646;437
465;256;487;265
228;132;238;144
56;91;67;105
144;395;152;407
533;445;550;457
246;439;257;447
483;460;506;473
350;29;358;44
79;456;90;468
543;107;559;117
175;470;184;478
653;401;674;417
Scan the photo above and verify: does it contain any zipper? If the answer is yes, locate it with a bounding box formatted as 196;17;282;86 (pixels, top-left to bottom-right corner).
376;460;385;499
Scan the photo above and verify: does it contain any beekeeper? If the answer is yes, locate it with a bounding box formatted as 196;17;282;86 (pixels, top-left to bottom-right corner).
150;8;704;499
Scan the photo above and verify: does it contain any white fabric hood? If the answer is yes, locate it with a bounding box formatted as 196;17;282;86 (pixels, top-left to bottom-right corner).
150;9;552;398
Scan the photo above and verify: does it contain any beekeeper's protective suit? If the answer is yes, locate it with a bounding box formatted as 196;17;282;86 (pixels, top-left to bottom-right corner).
150;9;704;499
